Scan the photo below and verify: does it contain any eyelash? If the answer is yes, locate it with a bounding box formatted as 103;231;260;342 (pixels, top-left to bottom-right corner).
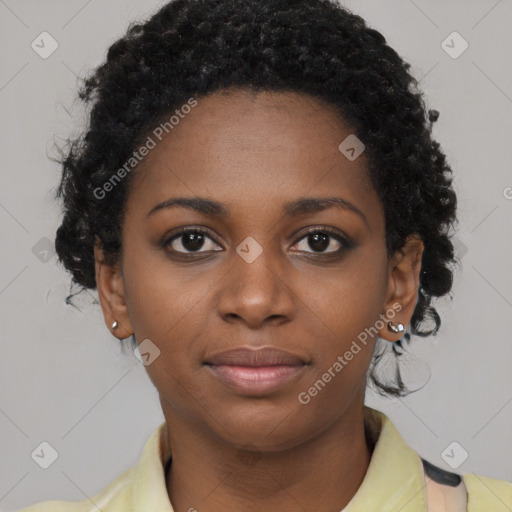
162;225;354;258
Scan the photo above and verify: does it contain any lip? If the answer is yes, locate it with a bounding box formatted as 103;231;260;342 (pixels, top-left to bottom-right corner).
204;347;308;396
205;347;307;366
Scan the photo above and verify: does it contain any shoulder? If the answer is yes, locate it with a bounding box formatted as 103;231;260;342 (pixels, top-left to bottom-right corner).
463;472;512;511
16;421;169;512
15;466;135;512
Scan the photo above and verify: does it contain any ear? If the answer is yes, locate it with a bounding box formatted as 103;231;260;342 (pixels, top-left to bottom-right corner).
94;237;134;339
378;234;424;342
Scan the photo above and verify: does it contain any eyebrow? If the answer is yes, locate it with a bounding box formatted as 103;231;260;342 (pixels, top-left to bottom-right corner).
146;196;368;226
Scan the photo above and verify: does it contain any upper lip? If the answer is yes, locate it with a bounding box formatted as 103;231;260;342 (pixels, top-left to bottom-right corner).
204;347;307;367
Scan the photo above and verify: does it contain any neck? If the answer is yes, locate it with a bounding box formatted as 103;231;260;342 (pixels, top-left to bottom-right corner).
163;402;377;512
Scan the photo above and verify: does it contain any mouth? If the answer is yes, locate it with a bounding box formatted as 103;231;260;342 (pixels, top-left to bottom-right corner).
203;347;308;396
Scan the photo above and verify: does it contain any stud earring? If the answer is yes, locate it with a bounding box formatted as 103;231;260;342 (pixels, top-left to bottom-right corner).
388;321;405;333
111;320;118;330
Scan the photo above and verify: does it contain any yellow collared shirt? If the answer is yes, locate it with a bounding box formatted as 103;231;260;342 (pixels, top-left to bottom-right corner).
18;407;512;512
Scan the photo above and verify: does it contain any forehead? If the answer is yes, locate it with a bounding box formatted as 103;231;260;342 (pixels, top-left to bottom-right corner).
126;89;381;226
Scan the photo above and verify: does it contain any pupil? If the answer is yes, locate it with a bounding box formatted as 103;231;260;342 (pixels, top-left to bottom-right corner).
183;232;204;251
309;233;329;252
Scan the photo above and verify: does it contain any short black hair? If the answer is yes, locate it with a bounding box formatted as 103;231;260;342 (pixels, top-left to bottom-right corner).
53;0;459;397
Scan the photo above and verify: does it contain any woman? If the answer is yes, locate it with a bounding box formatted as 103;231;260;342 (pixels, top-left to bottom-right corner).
20;0;512;510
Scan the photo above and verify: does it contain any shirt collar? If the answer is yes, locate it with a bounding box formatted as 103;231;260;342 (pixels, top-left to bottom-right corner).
344;406;428;511
131;406;428;512
132;421;173;512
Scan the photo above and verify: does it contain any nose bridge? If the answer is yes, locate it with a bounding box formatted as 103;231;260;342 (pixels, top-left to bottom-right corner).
217;236;294;326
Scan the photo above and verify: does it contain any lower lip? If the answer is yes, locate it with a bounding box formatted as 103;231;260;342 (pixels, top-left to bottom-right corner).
206;364;305;395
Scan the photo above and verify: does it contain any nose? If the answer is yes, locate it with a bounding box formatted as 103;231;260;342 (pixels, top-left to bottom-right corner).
217;247;295;329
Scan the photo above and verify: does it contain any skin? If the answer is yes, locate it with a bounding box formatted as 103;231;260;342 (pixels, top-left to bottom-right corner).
94;89;424;512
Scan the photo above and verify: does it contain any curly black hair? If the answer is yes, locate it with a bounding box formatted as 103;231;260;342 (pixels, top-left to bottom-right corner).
53;0;459;397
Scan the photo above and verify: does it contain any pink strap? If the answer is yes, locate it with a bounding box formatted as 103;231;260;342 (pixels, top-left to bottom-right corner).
423;466;468;511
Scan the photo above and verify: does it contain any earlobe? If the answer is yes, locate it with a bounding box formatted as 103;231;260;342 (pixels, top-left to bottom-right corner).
94;240;133;339
378;234;424;342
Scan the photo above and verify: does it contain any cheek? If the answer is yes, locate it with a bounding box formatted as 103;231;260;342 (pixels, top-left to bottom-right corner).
295;279;380;418
121;235;202;334
121;245;220;389
301;261;387;343
294;252;388;396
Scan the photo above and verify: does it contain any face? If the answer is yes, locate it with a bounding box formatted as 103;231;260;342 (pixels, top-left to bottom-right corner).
95;89;423;451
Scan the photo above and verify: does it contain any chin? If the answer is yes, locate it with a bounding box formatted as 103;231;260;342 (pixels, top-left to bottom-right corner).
205;401;314;451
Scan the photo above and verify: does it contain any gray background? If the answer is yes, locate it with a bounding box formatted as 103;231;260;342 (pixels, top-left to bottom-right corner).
0;0;511;509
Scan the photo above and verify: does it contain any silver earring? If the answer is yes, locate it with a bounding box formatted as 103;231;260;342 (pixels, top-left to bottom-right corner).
111;320;118;330
388;321;405;333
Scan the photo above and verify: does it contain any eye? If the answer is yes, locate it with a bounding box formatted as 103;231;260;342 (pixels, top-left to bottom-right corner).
164;227;223;254
163;225;353;258
290;227;352;255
